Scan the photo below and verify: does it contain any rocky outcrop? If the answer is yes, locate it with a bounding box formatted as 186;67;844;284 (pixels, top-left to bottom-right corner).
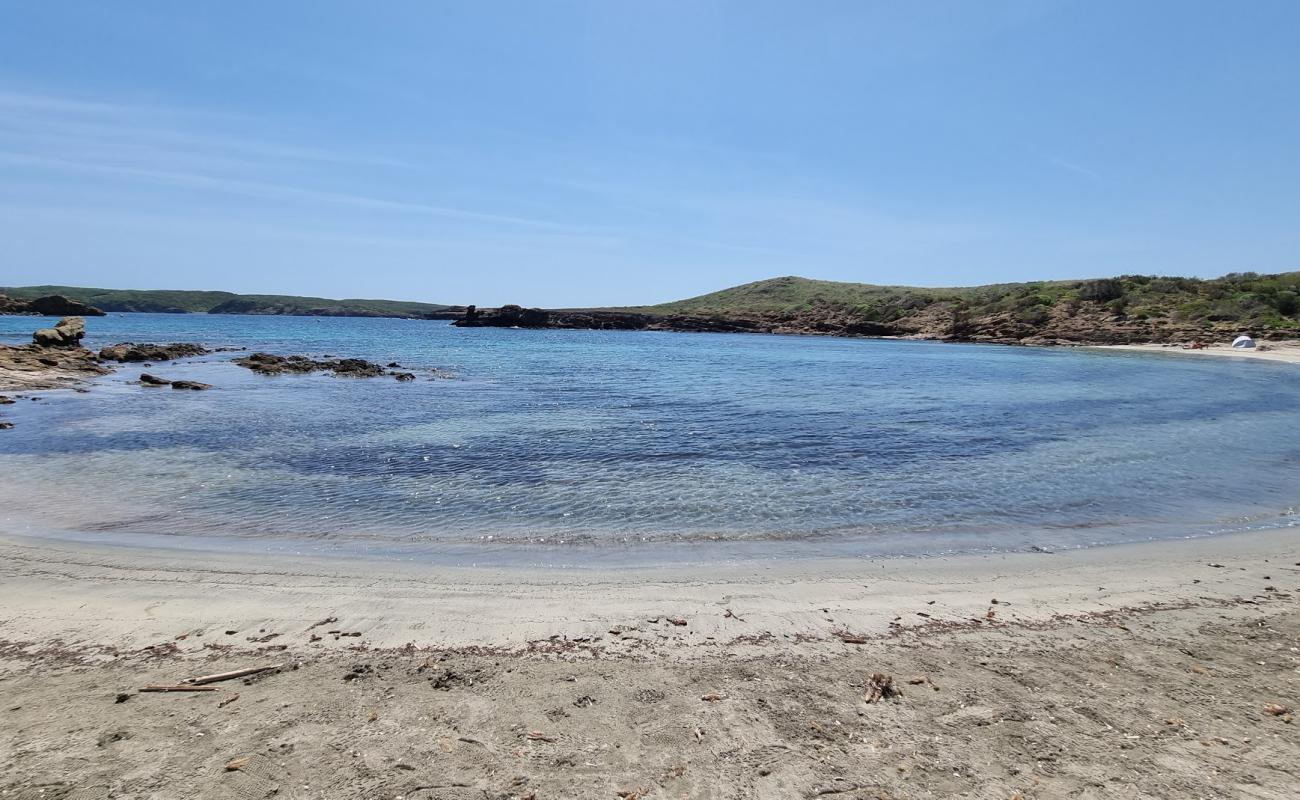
1;319;109;391
32;316;86;347
99;342;210;362
453;305;896;337
233;352;406;379
0;294;105;317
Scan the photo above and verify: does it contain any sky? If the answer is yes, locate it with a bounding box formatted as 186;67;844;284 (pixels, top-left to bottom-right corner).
1;1;1297;307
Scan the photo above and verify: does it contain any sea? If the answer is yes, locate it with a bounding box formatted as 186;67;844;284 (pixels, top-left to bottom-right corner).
1;313;1297;567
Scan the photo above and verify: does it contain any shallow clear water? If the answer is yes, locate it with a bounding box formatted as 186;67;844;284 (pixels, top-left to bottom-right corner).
2;313;1298;566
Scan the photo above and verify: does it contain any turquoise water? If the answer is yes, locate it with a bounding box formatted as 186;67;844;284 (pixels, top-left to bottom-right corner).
1;313;1298;566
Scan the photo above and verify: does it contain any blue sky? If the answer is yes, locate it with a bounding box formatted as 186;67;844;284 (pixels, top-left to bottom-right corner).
1;1;1297;307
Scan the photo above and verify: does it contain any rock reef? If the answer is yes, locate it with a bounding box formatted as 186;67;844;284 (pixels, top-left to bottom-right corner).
233;352;414;380
99;342;211;362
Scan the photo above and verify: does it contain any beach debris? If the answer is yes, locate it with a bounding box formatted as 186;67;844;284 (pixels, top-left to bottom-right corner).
616;788;649;799
97;730;132;747
834;630;869;644
986;608;997;620
114;693;131;704
182;663;283;686
140;685;219;693
573;695;597;708
701;693;725;702
1263;703;1292;716
525;730;556;742
723;608;745;621
343;664;374;682
693;727;705;742
1165;717;1185;728
225;756;250;772
218;694;240;708
908;675;940;691
306;616;339;631
667;617;688;627
368;709;379;722
864;673;902;703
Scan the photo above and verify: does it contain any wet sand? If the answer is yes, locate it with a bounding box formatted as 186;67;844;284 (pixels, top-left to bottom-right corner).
2;529;1298;798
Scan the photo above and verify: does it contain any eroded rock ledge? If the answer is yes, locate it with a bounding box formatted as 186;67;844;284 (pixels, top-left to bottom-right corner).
233;352;418;380
99;343;211;362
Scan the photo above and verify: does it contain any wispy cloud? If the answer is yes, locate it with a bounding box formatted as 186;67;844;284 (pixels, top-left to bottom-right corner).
1049;156;1104;185
0;88;607;235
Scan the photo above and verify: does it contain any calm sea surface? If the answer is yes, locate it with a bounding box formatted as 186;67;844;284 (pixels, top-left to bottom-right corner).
1;313;1297;566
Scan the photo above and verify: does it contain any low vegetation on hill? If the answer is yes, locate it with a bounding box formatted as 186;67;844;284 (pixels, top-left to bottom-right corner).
0;286;457;318
637;272;1300;333
597;271;1296;343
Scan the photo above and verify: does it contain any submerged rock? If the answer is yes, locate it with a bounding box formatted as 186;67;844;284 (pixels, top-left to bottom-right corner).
170;380;212;391
234;352;390;378
139;373;171;386
99;342;210;362
393;372;416;381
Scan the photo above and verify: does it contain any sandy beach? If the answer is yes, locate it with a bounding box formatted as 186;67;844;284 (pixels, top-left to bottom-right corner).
2;529;1298;798
1092;340;1300;365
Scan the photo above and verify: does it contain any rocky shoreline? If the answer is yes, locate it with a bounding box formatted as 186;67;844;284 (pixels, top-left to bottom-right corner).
452;302;1248;346
0;317;432;426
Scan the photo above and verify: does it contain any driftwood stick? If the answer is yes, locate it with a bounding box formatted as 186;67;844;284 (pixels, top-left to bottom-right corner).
183;663;284;686
140;685;219;692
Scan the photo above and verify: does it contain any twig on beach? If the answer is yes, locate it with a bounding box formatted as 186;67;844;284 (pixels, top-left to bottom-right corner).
306;616;338;631
140;685;219;693
723;608;745;621
182;663;284;686
218;693;240;708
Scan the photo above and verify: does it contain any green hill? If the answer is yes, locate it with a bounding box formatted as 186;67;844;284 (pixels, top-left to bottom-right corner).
0;286;457;318
631;272;1300;332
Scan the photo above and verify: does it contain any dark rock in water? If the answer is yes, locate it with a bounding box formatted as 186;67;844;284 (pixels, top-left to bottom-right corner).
139;373;171;386
32;316;87;347
0;422;13;430
387;362;402;368
0;294;105;317
170;380;211;391
392;372;416;381
234;352;388;378
0;396;14;404
99;342;209;362
457;304;552;328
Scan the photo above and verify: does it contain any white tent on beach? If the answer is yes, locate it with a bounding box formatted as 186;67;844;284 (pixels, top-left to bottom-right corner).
1232;335;1256;349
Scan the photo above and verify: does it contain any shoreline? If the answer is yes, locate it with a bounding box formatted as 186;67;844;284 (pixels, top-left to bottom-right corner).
3;527;1299;798
1088;340;1300;364
2;525;1295;653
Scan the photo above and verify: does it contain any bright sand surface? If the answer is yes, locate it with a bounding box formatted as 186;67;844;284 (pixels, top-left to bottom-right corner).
0;526;1294;652
1093;340;1300;364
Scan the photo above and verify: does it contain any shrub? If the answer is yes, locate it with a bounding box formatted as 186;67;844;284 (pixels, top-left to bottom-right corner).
1079;279;1124;303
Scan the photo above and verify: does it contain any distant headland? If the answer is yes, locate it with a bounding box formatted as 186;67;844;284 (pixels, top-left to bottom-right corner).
5;270;1299;345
